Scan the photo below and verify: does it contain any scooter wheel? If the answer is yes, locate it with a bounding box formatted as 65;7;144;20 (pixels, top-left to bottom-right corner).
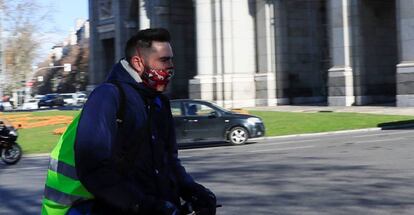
1;143;22;165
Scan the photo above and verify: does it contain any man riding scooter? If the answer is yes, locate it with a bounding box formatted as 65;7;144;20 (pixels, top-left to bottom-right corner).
42;28;217;215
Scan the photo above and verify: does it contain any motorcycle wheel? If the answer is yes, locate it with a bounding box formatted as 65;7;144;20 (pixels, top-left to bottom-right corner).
1;143;22;165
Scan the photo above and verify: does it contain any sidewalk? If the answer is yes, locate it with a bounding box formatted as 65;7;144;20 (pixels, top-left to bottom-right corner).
247;105;414;116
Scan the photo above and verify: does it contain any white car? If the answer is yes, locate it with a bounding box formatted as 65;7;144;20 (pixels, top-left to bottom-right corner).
0;102;13;111
61;93;77;106
75;93;87;104
22;99;39;110
34;95;45;100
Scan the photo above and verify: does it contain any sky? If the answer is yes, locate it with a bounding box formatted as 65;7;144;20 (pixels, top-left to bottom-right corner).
36;0;88;63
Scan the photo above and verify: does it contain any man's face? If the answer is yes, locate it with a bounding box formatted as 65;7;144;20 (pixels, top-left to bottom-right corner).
139;42;174;92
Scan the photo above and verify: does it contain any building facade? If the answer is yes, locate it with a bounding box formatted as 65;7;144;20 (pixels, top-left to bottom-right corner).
89;0;414;107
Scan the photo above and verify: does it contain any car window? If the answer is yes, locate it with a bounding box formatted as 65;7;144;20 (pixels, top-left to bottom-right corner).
184;102;216;116
170;102;182;116
46;94;56;99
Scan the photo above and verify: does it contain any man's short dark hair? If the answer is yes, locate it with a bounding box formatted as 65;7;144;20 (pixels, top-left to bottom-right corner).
125;28;171;62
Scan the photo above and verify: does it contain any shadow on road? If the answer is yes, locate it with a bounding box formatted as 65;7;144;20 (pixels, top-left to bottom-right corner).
182;154;414;214
0;157;48;215
0;184;42;214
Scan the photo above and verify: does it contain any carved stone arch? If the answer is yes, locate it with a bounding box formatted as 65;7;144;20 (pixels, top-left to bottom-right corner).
98;0;113;20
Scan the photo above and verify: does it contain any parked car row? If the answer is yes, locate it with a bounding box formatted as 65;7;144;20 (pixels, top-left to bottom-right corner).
61;93;87;106
11;92;88;110
38;93;87;108
0;102;13;111
37;94;65;108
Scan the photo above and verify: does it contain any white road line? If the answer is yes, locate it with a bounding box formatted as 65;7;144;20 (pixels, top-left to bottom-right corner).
249;145;315;153
181;130;414;154
0;166;45;171
181;145;317;158
181;139;316;153
250;137;406;153
258;139;316;146
258;128;381;141
355;137;404;144
351;130;414;138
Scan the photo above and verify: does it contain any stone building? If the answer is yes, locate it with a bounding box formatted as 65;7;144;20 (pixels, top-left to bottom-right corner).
88;0;414;107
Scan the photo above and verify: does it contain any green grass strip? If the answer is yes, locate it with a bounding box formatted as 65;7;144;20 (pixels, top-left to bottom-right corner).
4;110;414;154
250;111;414;137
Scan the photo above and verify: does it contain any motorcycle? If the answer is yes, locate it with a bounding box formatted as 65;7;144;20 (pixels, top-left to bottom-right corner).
0;123;22;165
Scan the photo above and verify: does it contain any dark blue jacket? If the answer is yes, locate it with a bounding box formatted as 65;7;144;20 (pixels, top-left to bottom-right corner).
74;61;196;214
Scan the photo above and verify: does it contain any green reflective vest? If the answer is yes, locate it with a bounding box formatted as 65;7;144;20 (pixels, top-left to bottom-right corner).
41;114;94;215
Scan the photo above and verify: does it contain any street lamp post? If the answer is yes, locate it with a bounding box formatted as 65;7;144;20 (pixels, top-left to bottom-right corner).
33;63;72;74
33;63;71;83
25;63;71;100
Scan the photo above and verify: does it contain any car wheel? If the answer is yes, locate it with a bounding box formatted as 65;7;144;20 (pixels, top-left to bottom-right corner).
228;126;249;145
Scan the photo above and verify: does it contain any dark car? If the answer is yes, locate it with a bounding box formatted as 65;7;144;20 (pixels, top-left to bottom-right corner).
38;94;65;108
171;99;265;146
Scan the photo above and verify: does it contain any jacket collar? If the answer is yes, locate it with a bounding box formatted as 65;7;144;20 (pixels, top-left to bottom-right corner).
106;59;161;99
106;59;141;86
120;59;142;83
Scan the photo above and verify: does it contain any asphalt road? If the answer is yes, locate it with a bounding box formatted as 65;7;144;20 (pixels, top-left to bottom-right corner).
2;128;414;214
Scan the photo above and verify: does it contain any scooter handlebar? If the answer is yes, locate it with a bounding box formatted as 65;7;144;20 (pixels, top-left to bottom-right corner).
180;203;222;215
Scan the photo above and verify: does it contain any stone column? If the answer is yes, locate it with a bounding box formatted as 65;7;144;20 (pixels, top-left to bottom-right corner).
327;0;355;106
138;0;170;29
396;0;414;106
255;0;277;106
139;0;151;29
189;0;215;101
222;0;256;108
190;0;256;108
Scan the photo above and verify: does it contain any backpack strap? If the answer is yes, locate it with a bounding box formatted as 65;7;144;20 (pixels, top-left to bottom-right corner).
108;81;126;125
107;81;155;176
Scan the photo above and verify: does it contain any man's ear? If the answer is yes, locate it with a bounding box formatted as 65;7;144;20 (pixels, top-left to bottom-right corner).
130;56;145;75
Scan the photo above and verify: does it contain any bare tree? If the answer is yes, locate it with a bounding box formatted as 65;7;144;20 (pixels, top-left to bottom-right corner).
1;0;51;94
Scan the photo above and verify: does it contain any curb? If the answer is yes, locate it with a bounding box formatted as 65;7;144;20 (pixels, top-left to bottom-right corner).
23;123;414;157
255;123;414;141
256;127;382;141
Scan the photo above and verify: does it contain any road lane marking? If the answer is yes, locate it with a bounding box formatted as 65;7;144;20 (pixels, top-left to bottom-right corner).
181;130;414;154
351;130;414;138
181;146;317;158
257;128;381;141
259;139;315;145
0;166;45;171
181;139;316;154
249;145;315;153
355;137;405;144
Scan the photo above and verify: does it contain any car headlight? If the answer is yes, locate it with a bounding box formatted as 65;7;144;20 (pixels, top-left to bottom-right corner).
247;117;262;124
